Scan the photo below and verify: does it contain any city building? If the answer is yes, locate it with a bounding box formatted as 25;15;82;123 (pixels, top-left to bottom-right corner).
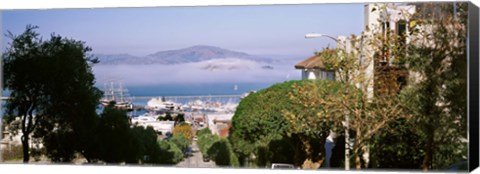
296;3;416;97
206;112;234;138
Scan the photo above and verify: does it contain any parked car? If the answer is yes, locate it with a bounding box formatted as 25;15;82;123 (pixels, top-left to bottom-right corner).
271;163;295;169
202;156;210;162
184;146;193;157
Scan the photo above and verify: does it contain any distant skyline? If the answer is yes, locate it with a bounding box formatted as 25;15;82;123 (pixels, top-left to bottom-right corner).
1;3;364;58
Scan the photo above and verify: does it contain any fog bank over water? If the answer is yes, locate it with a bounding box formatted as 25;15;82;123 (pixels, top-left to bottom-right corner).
92;58;301;87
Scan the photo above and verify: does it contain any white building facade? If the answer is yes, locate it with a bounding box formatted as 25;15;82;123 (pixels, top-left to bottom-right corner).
295;55;336;81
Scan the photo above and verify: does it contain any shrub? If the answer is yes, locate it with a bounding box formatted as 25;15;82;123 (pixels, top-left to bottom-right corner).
157;140;184;164
197;133;219;157
207;138;239;167
196;128;212;137
2;145;24;161
169;134;190;153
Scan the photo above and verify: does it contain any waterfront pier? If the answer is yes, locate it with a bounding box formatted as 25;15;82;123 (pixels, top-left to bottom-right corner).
131;94;243;100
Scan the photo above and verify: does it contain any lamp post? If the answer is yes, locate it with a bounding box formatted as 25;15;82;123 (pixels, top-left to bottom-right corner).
305;33;350;170
305;33;340;41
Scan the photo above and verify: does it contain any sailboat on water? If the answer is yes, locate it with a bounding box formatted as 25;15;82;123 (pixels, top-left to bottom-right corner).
101;80;134;111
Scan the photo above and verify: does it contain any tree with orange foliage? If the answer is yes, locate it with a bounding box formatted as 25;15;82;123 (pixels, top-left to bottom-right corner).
172;123;194;143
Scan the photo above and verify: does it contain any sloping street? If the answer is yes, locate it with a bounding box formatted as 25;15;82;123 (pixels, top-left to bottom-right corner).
176;141;216;168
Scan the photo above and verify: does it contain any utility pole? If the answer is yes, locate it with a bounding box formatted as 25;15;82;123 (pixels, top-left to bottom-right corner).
453;1;457;20
305;33;352;170
344;113;350;170
340;36;351;170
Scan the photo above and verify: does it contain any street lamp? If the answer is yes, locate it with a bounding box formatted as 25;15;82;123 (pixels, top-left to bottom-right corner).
305;33;339;42
305;33;351;170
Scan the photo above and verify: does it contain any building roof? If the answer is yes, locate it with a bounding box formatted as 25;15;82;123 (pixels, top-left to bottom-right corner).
294;55;326;70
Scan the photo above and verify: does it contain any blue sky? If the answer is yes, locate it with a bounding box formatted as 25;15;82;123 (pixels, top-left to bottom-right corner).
1;3;364;57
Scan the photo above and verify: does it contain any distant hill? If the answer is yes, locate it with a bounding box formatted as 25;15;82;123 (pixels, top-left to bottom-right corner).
95;45;275;65
94;54;141;65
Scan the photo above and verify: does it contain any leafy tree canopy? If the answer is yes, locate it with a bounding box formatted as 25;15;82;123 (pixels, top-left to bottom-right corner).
157;140;184;164
172;123;193;143
2;25;102;162
229;80;348;168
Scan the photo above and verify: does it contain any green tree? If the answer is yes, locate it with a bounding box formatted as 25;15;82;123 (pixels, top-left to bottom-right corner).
157;140;184;164
335;3;467;170
42;128;76;162
83;103;167;164
207;138;239;167
403;2;468;170
283;80;347;168
95;104;132;163
229;82;294;167
230;80;343;168
126;125;163;164
158;112;173;121
88;104;164;164
175;113;186;123
2;25;102;163
308;6;417;168
197;130;240;167
197;129;220;159
196;128;212;137
169;134;190;154
369;118;424;169
282;76;407;170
